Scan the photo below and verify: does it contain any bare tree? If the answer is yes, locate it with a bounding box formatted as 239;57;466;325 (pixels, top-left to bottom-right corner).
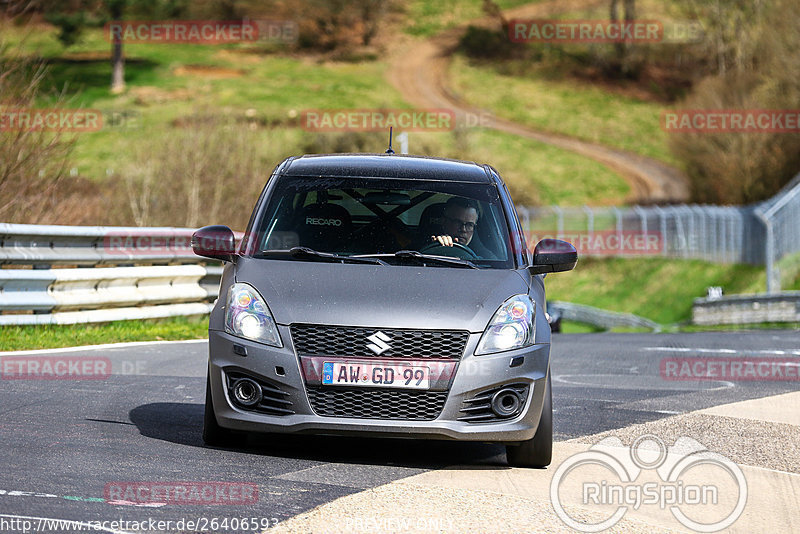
668;0;800;204
610;0;636;74
0;39;77;223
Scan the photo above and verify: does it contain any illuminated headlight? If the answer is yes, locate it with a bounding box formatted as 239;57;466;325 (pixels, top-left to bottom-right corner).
224;283;281;347
475;295;535;355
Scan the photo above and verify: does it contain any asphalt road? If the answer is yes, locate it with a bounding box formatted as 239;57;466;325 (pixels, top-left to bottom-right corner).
1;331;798;533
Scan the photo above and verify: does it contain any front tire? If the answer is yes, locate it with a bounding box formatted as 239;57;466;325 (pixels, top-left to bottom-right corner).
506;373;552;468
203;371;238;447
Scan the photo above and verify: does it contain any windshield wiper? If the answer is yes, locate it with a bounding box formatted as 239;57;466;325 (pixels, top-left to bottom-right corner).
261;247;388;266
355;250;478;269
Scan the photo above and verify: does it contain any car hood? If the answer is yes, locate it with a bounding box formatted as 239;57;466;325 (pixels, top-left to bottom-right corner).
234;258;529;332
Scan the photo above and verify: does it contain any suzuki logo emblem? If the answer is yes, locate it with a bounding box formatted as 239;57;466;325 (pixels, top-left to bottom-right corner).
366;331;391;355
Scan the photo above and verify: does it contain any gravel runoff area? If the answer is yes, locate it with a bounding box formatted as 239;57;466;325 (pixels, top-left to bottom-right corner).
268;391;800;534
268;483;684;534
570;412;800;474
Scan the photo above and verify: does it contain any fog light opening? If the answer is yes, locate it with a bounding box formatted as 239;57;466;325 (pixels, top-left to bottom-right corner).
491;389;522;418
232;378;262;407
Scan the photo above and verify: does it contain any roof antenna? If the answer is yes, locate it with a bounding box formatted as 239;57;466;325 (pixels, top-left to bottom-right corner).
385;127;395;154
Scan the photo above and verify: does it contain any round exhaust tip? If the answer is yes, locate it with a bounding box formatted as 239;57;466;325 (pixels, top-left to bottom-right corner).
232;378;262;407
491;388;523;418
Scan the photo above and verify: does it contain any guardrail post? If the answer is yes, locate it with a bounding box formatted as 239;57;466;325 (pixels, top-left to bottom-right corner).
613;207;622;254
582;205;594;240
553;205;564;239
756;209;777;294
653;205;668;256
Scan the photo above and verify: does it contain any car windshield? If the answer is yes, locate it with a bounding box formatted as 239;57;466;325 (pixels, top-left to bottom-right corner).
247;175;514;269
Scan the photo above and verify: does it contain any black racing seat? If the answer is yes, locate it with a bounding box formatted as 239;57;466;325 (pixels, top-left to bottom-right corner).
296;203;352;252
417;203;447;244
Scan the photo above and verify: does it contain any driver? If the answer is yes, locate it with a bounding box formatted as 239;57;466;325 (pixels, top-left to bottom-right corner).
431;197;479;248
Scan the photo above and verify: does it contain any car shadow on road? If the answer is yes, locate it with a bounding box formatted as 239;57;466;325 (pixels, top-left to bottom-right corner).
129;402;510;469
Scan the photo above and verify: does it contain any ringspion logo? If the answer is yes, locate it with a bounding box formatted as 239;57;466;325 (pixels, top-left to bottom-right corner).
551;435;747;532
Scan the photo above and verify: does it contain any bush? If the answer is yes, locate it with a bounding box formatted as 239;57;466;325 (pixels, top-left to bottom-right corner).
457;25;517;59
668;0;800;204
114;115;274;230
0;39;80;224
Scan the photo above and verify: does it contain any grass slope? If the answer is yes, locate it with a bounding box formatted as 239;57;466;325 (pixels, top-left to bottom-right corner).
450;56;674;164
545;257;767;325
0;316;208;351
4;22;631;206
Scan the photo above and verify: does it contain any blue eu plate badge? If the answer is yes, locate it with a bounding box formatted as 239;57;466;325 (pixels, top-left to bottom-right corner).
322;362;334;384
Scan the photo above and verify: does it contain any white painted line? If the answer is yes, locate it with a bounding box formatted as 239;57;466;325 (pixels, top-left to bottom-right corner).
643;346;800;356
554;374;735;391
0;514;134;534
0;339;207;356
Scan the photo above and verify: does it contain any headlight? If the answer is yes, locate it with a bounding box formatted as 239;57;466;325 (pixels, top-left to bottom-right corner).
224;283;282;347
475;295;535;355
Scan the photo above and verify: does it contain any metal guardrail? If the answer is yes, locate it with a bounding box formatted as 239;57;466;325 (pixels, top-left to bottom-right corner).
0;224;222;326
518;172;800;293
547;301;660;332
0;223;198;266
692;292;800;325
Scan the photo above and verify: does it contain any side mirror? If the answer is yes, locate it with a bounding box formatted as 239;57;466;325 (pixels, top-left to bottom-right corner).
528;239;577;275
192;225;236;262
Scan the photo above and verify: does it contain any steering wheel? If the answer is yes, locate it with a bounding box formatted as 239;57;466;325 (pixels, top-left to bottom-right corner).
419;240;479;260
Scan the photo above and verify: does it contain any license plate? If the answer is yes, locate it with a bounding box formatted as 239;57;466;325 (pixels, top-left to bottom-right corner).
321;361;430;389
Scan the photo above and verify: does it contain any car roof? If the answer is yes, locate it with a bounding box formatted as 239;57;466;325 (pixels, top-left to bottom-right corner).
281;153;493;183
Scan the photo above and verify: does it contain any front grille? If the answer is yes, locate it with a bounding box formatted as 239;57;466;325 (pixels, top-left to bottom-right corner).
458;383;529;423
306;386;448;420
291;324;468;359
225;371;294;416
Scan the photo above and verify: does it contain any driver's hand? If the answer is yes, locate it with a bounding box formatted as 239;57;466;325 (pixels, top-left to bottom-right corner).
431;235;458;247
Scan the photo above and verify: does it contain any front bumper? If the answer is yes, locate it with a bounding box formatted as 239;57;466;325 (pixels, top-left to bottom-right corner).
208;326;550;443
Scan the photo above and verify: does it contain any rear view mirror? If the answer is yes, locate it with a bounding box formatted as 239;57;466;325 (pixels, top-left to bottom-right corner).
192;225;236;262
528;239;577;275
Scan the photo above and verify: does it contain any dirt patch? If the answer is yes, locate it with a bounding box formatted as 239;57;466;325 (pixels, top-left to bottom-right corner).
385;0;689;203
129;86;195;105
212;49;264;64
561;64;694;104
173;65;246;79
60;51;111;61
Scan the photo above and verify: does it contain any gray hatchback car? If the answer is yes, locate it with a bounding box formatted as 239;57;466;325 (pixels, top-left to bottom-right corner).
192;153;576;467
